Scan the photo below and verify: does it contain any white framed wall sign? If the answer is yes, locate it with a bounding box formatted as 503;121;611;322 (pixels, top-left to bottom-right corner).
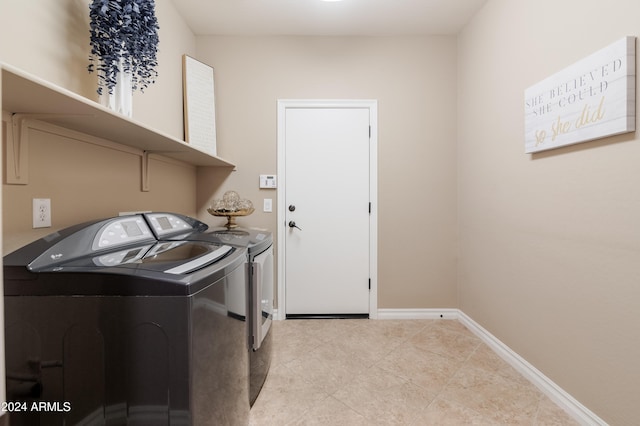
183;55;217;155
524;36;636;154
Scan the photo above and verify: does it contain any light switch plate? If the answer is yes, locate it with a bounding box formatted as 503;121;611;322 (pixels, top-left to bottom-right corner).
263;198;273;212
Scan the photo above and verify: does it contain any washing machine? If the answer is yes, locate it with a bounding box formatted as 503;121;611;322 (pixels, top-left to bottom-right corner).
3;213;250;426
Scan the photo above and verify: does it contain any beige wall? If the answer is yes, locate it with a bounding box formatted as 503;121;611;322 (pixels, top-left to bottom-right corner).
2;123;198;252
194;36;459;309
6;0;636;423
0;0;96;98
1;0;199;253
457;0;640;424
0;0;194;139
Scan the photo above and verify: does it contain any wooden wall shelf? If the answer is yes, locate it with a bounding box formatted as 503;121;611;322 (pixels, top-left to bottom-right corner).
1;64;235;182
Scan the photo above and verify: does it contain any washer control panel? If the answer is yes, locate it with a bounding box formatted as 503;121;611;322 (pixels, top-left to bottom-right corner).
145;213;194;238
93;216;153;250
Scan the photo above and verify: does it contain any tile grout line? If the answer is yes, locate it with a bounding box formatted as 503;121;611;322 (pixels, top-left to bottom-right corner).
252;319;580;425
419;330;488;421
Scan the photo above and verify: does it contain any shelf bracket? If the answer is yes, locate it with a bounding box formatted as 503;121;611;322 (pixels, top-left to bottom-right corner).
6;113;31;185
4;113;93;185
141;151;151;192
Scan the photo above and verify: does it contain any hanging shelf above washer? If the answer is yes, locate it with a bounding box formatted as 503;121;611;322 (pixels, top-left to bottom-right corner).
2;63;235;186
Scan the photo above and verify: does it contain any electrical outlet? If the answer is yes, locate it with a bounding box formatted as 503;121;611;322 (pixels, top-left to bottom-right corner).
33;198;52;228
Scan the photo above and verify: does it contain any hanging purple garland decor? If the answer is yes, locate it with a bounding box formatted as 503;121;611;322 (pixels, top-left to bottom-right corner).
88;0;160;95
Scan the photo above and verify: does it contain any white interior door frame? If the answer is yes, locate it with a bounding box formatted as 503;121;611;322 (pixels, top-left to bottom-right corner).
276;99;378;320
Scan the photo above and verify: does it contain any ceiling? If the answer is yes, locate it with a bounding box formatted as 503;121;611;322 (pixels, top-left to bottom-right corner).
171;0;488;36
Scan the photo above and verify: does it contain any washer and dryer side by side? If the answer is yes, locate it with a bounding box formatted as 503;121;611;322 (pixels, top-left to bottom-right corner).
2;212;273;425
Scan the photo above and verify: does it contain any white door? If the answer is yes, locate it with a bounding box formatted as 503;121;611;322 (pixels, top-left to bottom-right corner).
280;103;374;316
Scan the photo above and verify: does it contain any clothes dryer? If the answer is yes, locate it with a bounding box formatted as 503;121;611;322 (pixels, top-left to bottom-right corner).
206;228;273;406
176;226;274;406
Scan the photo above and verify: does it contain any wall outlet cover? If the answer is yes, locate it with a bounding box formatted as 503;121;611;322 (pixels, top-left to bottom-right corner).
33;198;52;228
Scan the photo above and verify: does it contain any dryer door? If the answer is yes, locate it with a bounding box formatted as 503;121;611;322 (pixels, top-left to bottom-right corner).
251;246;273;350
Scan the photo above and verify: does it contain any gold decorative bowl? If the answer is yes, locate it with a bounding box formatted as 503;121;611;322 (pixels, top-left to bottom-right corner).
207;207;255;228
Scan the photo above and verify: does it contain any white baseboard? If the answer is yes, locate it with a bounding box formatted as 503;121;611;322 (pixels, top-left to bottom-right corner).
377;308;607;426
376;308;460;320
456;311;607;425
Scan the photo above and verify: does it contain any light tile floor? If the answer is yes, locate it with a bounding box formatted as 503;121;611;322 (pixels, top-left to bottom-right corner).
249;319;580;425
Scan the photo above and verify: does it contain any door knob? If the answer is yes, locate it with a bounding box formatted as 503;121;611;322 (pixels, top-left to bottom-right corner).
288;221;302;230
288;205;296;212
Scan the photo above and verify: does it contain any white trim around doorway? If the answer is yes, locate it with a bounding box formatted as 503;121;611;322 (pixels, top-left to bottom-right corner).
276;99;378;320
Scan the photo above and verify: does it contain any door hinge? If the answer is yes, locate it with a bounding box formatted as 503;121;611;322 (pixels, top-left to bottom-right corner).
368;278;371;290
368;202;372;214
369;125;371;139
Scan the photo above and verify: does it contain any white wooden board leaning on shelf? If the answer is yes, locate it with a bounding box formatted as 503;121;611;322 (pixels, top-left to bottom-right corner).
183;55;217;155
524;36;636;154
